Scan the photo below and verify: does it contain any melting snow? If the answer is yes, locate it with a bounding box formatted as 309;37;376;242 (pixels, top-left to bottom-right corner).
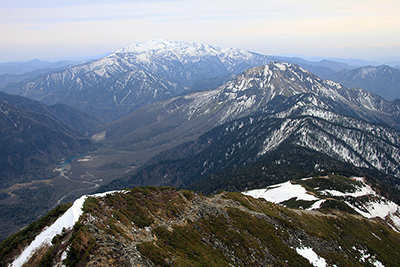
243;181;318;203
10;195;87;267
296;247;327;267
11;191;121;267
321;183;375;198
309;199;326;209
353;247;385;267
243;177;400;232
274;62;288;71
349;199;399;220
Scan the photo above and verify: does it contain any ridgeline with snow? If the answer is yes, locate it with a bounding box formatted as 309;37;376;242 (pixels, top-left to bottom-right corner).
3;175;400;267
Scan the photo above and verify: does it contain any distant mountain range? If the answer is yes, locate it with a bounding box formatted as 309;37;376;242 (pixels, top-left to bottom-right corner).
92;62;400;150
0;59;77;75
0;68;58;89
1;40;275;122
4;39;399;123
323;65;400;101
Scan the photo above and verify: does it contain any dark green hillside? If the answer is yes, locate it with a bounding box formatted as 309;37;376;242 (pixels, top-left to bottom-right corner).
0;102;97;241
189;145;400;198
0;91;103;133
0;102;96;186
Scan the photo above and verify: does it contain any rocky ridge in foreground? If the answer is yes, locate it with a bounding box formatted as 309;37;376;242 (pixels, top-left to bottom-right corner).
3;176;400;267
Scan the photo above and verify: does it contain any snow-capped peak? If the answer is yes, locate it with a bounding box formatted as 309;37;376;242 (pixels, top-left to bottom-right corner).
117;39;220;56
116;39;259;65
110;39;275;80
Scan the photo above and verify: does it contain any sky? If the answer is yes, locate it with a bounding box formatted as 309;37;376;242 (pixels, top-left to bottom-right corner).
1;0;400;63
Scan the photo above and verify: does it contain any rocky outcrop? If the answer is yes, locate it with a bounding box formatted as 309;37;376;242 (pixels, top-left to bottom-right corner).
5;186;400;266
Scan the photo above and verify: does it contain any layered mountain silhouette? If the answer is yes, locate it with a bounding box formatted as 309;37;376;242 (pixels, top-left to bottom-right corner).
96;62;400;195
1;40;276;122
324;65;400;101
92;62;400;151
6;39;395;123
0;91;102;133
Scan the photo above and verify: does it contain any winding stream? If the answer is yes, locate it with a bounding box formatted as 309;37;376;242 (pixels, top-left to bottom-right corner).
50;155;100;211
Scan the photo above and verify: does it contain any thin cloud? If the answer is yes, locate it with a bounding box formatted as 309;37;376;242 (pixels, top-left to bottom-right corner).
0;0;399;61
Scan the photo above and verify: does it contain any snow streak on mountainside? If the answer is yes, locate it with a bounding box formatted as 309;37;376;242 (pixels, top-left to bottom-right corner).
10;191;122;267
96;61;400;151
11;195;87;267
174;62;400;130
220;109;400;178
214;99;400;178
249;106;400;178
16;63;186;122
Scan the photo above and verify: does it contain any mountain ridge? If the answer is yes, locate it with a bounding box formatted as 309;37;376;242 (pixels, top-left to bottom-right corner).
1;39;367;122
92;62;400;152
99;100;400;194
323;65;400;101
0;91;103;133
3;178;400;266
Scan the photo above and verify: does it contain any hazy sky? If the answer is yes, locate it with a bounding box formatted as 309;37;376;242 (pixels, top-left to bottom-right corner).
1;0;400;62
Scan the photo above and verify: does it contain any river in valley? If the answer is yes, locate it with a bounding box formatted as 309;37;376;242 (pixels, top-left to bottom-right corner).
51;155;100;210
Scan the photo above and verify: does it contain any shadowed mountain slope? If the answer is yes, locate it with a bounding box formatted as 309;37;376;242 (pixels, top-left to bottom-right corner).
0;102;96;187
0;91;102;133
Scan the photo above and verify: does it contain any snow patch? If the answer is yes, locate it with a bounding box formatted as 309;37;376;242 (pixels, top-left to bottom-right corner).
243;181;318;204
91;131;106;142
353;247;385;267
296;247;327;267
308;199;326;210
243;176;400;231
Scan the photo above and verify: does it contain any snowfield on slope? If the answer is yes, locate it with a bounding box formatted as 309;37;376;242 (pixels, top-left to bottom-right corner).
243;177;400;232
242;180;318;203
